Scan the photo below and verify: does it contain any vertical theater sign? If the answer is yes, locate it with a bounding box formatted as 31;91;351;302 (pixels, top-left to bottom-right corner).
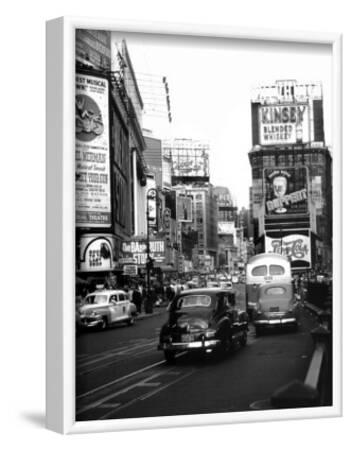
75;74;111;227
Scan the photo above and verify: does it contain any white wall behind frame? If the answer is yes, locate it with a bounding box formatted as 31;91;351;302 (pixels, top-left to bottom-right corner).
1;0;348;449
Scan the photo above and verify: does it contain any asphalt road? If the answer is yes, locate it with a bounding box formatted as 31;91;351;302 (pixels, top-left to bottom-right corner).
76;284;319;421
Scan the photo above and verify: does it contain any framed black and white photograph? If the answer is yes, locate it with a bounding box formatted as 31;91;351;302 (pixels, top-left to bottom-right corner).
46;17;342;434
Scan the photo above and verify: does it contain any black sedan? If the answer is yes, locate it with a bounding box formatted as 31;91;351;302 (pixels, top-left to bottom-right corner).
158;288;248;363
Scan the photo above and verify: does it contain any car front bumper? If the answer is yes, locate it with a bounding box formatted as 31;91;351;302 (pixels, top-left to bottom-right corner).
158;339;221;351
79;316;104;328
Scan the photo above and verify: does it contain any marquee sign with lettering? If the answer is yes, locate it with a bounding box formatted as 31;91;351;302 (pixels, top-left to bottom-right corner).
78;234;118;272
265;234;311;267
264;167;308;215
121;239;166;266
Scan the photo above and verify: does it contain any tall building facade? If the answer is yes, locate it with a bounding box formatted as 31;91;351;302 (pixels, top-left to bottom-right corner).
164;138;217;272
75;31;148;284
213;186;236;272
249;80;332;272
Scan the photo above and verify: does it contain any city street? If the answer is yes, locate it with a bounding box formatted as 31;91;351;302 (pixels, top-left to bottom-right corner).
76;285;318;421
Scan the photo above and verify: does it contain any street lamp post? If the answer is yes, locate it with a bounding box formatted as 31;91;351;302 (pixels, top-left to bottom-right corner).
145;188;157;313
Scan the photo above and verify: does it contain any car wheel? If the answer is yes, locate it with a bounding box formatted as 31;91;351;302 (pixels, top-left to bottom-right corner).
164;350;176;364
100;317;108;330
126;316;135;326
255;326;261;337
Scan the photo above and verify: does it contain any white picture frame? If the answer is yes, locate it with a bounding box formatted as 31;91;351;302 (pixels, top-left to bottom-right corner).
46;16;342;434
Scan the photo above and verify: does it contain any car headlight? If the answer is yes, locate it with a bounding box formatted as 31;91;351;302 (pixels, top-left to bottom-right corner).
205;329;217;339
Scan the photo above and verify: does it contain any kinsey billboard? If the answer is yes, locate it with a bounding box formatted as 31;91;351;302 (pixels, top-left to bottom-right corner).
259;103;310;146
76;74;111;227
265;234;311;267
121;239;166;265
264;167;308;215
78;234;118;272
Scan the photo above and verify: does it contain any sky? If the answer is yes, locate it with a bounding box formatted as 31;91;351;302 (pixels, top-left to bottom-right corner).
112;32;332;208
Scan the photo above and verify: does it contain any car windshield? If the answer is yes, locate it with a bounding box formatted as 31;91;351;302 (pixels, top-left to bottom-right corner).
84;294;108;305
252;265;267;276
269;265;285;275
177;295;212;309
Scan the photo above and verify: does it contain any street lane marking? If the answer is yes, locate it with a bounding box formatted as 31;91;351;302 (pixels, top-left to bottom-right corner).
76;352;186;401
98;369;196;420
97;403;121;408
77;369;175;416
139;370;195;401
77;339;158;368
137;382;161;387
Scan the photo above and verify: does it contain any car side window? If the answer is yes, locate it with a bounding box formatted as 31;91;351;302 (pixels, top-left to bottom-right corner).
110;295;117;304
119;293;126;301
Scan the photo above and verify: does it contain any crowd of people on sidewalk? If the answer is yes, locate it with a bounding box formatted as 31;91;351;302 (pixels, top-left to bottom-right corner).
103;274;185;314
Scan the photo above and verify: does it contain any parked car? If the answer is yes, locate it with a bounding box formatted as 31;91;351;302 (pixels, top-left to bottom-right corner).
158;288;248;363
78;289;137;330
252;282;299;336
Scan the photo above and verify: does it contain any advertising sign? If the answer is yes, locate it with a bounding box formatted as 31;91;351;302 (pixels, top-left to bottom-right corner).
146;178;157;228
264;168;308;215
79;234;118;272
176;195;193;222
311;175;323;212
259;103;309;146
218;222;235;235
121;240;166;266
171;149;209;178
123;265;138;276
76;74;111;227
265;234;311;266
162;156;172;189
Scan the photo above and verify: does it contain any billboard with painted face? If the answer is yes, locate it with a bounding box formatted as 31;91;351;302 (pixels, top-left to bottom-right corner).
264;167;308;216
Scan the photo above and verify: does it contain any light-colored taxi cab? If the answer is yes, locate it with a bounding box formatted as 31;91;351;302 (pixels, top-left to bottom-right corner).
78;289;136;330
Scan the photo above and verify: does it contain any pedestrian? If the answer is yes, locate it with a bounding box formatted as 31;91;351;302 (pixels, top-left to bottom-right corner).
165;283;175;304
132;285;142;314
